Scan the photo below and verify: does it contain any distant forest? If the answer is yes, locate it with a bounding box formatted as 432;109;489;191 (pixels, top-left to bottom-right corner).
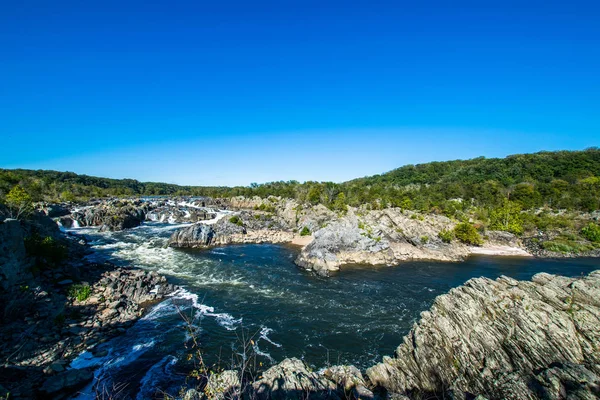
1;148;599;214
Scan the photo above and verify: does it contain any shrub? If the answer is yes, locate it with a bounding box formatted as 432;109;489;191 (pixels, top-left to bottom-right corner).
300;226;311;236
438;229;453;243
229;215;244;226
24;234;67;268
69;284;92;302
421;235;429;244
454;222;483;246
581;223;600;242
332;192;347;213
254;203;276;213
542;238;595;254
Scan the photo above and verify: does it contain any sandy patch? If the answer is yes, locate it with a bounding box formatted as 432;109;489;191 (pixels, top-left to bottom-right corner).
470;245;532;257
291;235;314;247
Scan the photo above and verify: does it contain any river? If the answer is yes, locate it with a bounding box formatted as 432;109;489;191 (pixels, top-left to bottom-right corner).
66;222;599;399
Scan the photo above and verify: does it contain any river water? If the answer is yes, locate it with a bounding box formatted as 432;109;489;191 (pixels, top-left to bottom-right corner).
66;222;599;399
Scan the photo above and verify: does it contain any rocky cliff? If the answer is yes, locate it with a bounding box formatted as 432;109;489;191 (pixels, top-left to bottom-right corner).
366;270;600;399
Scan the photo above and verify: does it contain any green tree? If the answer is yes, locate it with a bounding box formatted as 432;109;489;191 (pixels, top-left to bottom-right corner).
332;192;347;213
5;185;33;219
453;222;483;246
60;190;76;202
489;199;524;235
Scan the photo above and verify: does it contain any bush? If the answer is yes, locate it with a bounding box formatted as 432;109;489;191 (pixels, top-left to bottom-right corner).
453;222;483;246
69;284;92;302
542;238;595;254
438;229;453;243
581;223;600;242
254;203;276;213
421;235;429;244
300;226;311;236
24;234;68;267
229;215;244;226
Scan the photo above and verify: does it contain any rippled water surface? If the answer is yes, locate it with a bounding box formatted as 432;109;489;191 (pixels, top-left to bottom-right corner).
68;222;599;398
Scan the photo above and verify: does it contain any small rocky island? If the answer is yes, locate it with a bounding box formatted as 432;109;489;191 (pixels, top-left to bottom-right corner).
164;196;598;276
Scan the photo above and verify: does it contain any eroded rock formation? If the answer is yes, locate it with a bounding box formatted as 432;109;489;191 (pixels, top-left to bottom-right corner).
366;270;600;399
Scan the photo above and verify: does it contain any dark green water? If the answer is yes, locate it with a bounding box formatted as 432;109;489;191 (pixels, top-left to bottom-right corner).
68;223;599;399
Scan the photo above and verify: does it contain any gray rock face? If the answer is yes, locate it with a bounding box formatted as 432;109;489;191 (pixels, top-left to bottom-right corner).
322;365;373;399
0;219;28;290
252;358;339;400
296;217;391;276
366;270;600;399
71;199;149;231
204;370;241;399
296;208;469;275
41;204;71;218
168;211;294;248
169;223;218;247
40;367;93;395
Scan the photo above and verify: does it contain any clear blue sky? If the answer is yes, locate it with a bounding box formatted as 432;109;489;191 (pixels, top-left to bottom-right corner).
1;1;598;186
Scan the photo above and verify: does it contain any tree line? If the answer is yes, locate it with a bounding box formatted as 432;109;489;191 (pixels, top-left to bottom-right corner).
1;148;599;216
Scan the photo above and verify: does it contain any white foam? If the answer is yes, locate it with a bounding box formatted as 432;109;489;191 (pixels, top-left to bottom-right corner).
136;355;178;400
259;327;282;348
170;289;242;331
70;350;109;369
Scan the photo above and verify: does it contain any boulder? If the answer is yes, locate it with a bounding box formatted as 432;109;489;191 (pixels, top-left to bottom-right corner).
252;358;339;400
205;370;241;399
40;367;93;395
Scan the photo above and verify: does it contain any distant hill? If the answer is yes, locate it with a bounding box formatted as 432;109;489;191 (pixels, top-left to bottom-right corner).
1;148;599;212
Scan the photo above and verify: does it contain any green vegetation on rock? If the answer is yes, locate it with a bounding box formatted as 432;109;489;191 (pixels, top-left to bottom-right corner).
69;284;92;302
24;234;68;268
581;223;600;243
229;215;244;226
438;229;454;243
453;223;483;246
300;226;311;236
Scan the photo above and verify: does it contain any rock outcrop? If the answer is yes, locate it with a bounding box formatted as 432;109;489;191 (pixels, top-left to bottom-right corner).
168;211;295;248
252;358;339;399
296;208;471;275
71;199;149;231
366;270;600;399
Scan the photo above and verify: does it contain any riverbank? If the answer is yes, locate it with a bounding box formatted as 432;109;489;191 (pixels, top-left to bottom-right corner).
0;216;178;399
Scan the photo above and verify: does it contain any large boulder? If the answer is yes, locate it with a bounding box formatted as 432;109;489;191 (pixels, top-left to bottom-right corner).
366;270;600;399
40;368;94;396
71;200;148;231
204;370;241;399
168;223;223;248
252;358;339;400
